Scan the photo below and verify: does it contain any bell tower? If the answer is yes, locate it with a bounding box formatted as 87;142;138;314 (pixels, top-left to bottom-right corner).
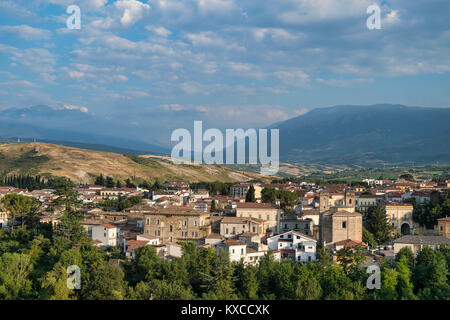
319;191;329;213
345;190;355;210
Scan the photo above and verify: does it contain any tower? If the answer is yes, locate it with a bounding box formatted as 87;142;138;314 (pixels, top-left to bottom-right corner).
345;190;355;210
319;191;329;213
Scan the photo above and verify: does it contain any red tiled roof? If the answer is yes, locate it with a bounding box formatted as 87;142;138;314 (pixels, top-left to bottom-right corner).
236;203;279;209
334;239;368;248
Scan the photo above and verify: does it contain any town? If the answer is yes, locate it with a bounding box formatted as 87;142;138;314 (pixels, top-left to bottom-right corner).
1;173;449;300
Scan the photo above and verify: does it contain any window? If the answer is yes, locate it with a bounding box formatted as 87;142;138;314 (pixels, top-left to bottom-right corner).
441;226;444;231
232;249;235;254
184;220;187;226
104;233;106;237
295;224;298;229
252;226;256;233
226;228;229;234
169;225;173;232
232;227;236;234
266;215;270;221
192;232;198;237
342;221;346;228
194;220;198;226
156;219;160;225
259;214;262;219
288;234;292;239
284;224;288;229
241;248;244;254
146;219;150;225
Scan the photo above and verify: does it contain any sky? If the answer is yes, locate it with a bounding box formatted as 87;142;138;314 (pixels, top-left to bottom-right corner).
1;0;450;144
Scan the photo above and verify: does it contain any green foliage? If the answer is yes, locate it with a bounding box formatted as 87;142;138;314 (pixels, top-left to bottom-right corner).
0;252;34;299
1;193;41;229
245;185;256;203
366;203;393;244
210;200;216;213
362;228;377;249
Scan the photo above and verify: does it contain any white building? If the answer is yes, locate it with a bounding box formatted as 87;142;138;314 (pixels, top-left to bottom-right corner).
267;230;317;262
0;211;8;228
92;223;119;247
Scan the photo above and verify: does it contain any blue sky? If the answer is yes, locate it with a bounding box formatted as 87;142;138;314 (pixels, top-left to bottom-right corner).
1;0;450;146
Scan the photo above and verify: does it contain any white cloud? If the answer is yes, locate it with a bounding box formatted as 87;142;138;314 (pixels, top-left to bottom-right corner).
0;24;51;40
115;0;151;26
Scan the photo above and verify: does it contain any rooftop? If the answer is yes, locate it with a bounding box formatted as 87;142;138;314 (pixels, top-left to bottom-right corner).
394;235;450;245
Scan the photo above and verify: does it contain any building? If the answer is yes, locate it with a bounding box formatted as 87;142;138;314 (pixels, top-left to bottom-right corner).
319;190;363;248
165;180;190;191
356;194;378;213
142;206;211;243
235;202;282;233
92;223;120;247
267;230;317;262
219;216;265;238
437;217;450;238
393;235;450;256
278;216;314;237
385;203;414;235
0;210;8;228
229;183;262;200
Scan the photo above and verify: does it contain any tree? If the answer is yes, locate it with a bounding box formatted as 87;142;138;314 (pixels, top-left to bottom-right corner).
210;200;216;213
395;256;416;300
94;174;105;186
395;247;414;268
366;204;393;244
105;176;115;188
81;262;126;300
362;228;377;249
0;253;34;299
52;180;87;244
262;187;277;203
295;268;322;300
1;194;41;230
245;186;256;202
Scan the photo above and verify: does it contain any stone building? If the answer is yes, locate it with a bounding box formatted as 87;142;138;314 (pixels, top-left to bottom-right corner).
235;202;282;233
319;190;363;248
437;217;450;238
385;202;414;235
142;206;211;243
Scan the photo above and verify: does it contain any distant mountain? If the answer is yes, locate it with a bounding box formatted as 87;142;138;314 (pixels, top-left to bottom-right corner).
274;104;450;167
0;105;169;155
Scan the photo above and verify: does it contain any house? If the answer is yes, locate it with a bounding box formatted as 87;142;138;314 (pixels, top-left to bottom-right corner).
219;216;265;238
141;206;211;243
235;202;282;233
393;235;450;256
214;239;273;265
229;183;262;200
278;216;314;237
437;217;450;238
124;235;160;258
0;210;8;228
385;203;414;235
267;230;317;262
165;180;190;191
92;223;120;247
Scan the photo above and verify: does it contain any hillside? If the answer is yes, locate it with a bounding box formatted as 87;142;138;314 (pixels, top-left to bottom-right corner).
0;143;272;184
275;104;450;167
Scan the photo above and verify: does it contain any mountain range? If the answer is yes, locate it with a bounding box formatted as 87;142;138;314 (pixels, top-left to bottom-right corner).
274;104;450;167
1;104;450;168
